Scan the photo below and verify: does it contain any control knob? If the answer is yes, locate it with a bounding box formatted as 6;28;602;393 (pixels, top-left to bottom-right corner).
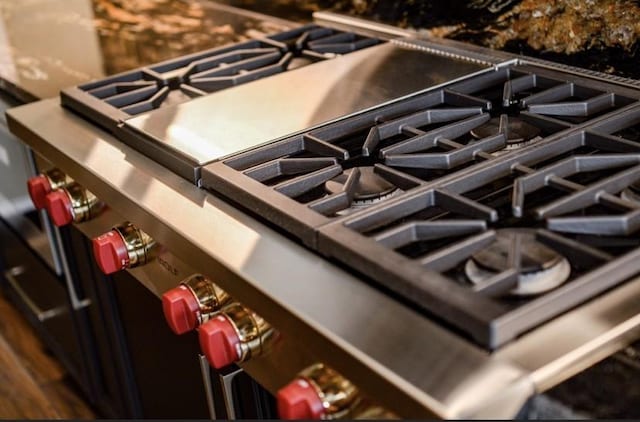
27;168;72;209
198;303;273;369
44;182;103;227
162;274;231;335
278;364;360;420
92;222;155;275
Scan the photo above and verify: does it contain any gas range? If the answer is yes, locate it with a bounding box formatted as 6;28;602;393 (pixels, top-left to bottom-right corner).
7;10;640;419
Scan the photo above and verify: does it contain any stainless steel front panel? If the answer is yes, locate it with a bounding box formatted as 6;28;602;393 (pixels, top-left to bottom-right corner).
122;42;487;168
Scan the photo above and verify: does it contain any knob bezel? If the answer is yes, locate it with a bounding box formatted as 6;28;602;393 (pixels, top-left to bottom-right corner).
198;303;274;369
162;275;231;335
92;222;155;274
279;363;360;420
27;169;71;209
182;274;231;325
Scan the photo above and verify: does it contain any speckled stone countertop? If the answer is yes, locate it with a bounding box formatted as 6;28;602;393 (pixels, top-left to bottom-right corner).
3;0;634;104
0;0;291;102
221;0;640;81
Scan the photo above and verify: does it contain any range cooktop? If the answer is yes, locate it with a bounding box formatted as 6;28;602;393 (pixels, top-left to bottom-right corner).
60;20;640;350
201;61;640;349
61;24;486;183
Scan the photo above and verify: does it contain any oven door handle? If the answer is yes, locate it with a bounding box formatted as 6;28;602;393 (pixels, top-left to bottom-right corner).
52;226;91;311
219;365;244;420
199;355;217;420
4;266;66;321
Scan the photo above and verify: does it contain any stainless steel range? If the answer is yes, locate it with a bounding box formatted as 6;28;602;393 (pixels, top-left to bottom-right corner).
7;11;640;419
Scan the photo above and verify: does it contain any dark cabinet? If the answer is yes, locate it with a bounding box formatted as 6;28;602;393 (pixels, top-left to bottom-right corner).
67;226;212;418
0;220;94;399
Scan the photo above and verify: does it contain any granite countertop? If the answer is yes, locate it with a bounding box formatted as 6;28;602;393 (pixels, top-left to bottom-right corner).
221;0;640;81
3;0;634;104
0;0;291;102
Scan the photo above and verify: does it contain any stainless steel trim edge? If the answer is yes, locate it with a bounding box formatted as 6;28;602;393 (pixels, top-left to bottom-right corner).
312;11;413;40
199;355;217;420
389;38;497;67
219;366;244;420
52;225;91;310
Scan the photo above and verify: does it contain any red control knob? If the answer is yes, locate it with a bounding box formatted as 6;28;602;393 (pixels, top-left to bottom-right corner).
277;378;325;420
92;231;129;275
27;175;52;209
45;191;74;227
162;285;200;335
198;314;241;369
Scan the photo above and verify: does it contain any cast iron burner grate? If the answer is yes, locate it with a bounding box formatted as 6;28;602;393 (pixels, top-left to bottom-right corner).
319;106;640;349
60;24;381;130
202;63;640;348
203;64;635;242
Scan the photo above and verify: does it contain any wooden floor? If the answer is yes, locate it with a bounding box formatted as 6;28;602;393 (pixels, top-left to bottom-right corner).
0;289;96;419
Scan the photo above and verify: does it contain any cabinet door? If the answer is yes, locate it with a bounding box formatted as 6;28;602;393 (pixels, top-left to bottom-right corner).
110;269;210;418
64;226;138;418
0;220;88;392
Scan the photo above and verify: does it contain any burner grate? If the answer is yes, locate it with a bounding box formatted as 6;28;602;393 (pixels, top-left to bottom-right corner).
204;63;640;348
317;106;640;348
205;64;637;242
61;24;382;130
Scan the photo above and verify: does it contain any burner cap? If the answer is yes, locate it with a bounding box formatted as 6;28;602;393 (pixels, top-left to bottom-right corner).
325;166;401;216
470;116;542;146
287;56;315;71
472;229;560;273
325;166;398;203
465;229;571;296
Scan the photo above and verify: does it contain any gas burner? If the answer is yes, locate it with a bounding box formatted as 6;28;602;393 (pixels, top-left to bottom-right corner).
464;229;571;296
63;24;382;120
470;116;542;153
325;167;402;215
